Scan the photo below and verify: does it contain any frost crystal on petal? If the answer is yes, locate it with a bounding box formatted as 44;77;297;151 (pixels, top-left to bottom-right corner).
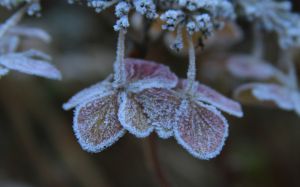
63;75;113;110
174;99;228;160
227;55;276;80
118;92;153;138
125;58;178;92
74;94;125;153
134;88;180;139
178;80;243;117
234;83;294;111
0;50;62;80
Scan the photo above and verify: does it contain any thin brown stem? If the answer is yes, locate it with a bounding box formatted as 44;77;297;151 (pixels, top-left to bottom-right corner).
148;134;172;187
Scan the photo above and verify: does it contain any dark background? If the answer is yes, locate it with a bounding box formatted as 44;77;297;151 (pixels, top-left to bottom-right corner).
0;1;300;187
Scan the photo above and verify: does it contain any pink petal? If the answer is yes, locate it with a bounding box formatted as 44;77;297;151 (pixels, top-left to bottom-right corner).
63;75;113;110
178;79;243;117
0;51;61;80
125;58;178;92
135;88;181;139
174;100;229;160
74;94;125;153
234;83;294;111
227;55;276;80
118;92;154;138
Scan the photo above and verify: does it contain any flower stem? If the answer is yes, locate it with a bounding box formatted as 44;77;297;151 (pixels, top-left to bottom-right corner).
148;134;171;187
252;22;264;59
0;5;28;38
187;34;196;92
114;29;126;85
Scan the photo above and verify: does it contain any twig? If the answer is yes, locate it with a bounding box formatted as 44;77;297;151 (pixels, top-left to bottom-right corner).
147;134;172;187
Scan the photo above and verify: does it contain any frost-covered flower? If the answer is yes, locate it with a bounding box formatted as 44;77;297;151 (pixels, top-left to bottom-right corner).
0;49;62;79
63;58;178;152
233;50;300;116
234;83;300;116
139;77;243;159
82;0;157;30
137;32;243;159
0;1;61;79
233;0;300;49
160;0;235;51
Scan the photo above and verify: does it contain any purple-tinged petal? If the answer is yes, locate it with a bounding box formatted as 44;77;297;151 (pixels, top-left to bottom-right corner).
0;51;61;80
125;58;178;92
63;75;113;110
118;92;154;138
135;88;181;139
178;80;243;117
174;100;228;160
234;83;294;111
227;55;276;80
74;94;125;153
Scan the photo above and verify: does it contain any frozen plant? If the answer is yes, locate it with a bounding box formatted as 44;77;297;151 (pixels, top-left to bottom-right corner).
64;0;244;160
160;0;235;51
227;0;300;116
233;0;300;49
0;0;62;79
63;30;178;152
233;50;300;116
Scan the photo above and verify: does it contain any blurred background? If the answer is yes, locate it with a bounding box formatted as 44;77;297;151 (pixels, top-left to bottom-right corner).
0;1;300;187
